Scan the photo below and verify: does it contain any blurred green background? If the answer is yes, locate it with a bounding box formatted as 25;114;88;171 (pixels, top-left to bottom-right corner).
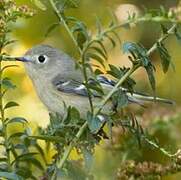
3;0;181;179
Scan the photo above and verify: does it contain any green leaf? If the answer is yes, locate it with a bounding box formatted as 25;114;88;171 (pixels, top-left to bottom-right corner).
87;112;104;133
34;143;47;164
0;172;21;180
175;28;181;44
15;167;34;179
76;32;87;49
108;64;121;78
112;89;129;109
29;135;65;142
89;46;108;60
123;42;148;65
145;65;156;91
0;157;7;162
32;0;47;10
4;101;19;110
8;132;25;142
94;40;107;57
1;77;16;89
45;23;60;37
105;34;116;48
160;24;168;35
157;42;172;73
87;81;104;96
11;152;38;165
6;117;28;125
86;53;105;68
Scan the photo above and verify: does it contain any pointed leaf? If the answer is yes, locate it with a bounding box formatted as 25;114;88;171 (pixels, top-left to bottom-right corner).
157;42;172;73
6;117;28;125
4;101;19;110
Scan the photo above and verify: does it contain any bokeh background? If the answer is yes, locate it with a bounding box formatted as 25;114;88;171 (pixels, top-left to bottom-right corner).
3;0;181;179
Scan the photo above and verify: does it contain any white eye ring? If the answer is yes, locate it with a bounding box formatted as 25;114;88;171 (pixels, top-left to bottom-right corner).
36;55;48;64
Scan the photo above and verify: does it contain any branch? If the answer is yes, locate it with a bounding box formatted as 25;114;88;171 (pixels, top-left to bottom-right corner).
56;23;177;170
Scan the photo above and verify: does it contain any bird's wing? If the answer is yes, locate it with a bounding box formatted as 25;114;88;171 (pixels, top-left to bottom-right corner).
52;76;101;97
52;74;174;105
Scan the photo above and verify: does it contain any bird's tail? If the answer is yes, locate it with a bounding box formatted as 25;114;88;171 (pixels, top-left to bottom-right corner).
127;92;175;105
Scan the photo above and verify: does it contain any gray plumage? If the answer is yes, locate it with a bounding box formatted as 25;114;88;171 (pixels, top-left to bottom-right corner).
16;44;174;117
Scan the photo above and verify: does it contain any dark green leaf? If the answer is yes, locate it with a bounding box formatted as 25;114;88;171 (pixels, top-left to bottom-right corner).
145;65;156;91
0;157;7;162
29;135;64;142
105;34;116;47
94;40;107;57
87;112;104;133
160;24;168;34
76;32;87;49
4;101;19;110
157;42;172;73
94;69;104;76
86;53;105;68
6;117;28;125
15;167;34;179
8;132;25;142
34;143;47;164
1;77;16;89
175;28;181;44
112;89;129;109
89;46;108;60
11;152;38;165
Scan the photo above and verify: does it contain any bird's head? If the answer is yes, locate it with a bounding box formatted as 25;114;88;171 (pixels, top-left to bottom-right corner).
16;44;75;80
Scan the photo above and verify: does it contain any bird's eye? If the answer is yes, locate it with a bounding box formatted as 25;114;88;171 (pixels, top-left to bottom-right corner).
38;55;47;63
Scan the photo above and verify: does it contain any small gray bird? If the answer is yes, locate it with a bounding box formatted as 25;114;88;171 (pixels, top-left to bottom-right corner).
16;44;174;117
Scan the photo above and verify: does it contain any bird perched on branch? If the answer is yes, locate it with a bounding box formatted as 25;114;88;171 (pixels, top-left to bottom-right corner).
16;45;174;117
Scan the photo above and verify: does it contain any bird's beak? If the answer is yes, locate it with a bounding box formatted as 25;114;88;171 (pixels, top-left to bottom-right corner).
15;56;30;62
